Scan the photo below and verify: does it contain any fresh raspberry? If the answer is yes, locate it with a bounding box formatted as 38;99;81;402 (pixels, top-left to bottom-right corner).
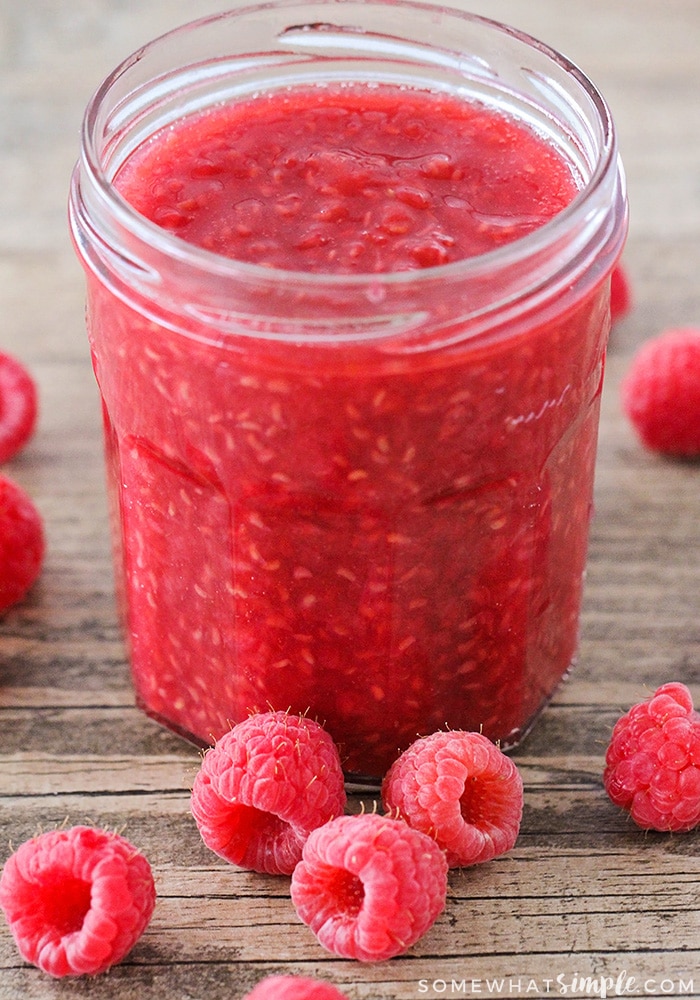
0;473;45;612
610;263;631;324
621;327;700;456
242;975;350;999
381;730;523;867
0;825;156;978
603;682;700;832
0;350;38;464
290;813;448;962
190;710;346;875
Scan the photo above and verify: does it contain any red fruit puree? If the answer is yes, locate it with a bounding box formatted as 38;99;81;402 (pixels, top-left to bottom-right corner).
89;84;607;779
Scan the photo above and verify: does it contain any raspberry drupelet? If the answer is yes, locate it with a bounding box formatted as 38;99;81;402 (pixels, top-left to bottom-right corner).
190;710;347;875
603;682;700;832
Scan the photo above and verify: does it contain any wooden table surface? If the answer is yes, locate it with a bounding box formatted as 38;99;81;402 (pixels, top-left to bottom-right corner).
1;1;699;998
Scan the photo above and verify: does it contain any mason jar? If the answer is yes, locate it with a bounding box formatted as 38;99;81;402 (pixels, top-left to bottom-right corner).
69;0;627;782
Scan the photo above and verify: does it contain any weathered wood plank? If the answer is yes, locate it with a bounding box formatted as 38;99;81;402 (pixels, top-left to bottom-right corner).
0;754;197;795
0;679;683;710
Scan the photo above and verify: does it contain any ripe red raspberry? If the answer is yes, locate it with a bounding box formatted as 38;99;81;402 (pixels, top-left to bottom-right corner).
621;327;700;455
603;682;700;832
290;813;448;962
0;473;45;612
190;710;346;875
0;350;38;464
381;730;523;867
610;263;631;324
242;975;350;999
0;825;156;978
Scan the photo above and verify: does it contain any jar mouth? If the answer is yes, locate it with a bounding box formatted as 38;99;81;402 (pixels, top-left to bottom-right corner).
75;0;625;291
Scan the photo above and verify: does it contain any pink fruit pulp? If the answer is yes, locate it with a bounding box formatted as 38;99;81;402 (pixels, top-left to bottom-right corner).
86;83;609;778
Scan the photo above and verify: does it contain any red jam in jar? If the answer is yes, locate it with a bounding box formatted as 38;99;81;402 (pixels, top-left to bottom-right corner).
70;3;627;780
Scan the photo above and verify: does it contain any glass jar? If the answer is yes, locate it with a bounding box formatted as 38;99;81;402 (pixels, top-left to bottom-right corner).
69;0;627;782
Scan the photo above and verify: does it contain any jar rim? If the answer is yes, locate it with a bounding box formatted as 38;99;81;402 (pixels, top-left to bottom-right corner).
75;0;626;291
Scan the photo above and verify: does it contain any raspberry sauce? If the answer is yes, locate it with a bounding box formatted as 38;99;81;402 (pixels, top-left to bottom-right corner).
89;83;607;779
116;85;577;272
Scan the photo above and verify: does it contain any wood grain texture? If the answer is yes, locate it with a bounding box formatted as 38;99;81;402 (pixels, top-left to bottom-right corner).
1;1;700;997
